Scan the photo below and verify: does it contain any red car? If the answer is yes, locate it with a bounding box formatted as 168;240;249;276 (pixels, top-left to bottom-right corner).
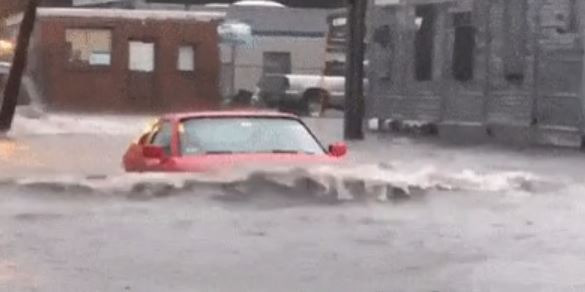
123;111;347;173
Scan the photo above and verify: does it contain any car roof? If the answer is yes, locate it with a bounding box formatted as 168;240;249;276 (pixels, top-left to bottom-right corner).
161;110;300;121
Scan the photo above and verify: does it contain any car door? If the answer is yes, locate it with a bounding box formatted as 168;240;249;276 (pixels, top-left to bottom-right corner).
123;120;174;172
123;119;159;172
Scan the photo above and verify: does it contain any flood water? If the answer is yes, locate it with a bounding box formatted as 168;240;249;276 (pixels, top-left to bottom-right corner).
1;112;585;291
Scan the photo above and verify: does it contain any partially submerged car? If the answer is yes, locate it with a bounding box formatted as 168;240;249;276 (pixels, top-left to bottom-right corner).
123;111;347;173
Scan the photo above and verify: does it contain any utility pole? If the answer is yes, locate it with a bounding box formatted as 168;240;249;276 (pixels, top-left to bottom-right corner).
344;0;367;140
0;0;39;132
231;43;237;97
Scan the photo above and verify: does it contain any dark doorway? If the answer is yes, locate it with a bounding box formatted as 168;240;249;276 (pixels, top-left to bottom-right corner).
262;52;292;75
452;12;475;82
414;5;437;81
503;0;527;84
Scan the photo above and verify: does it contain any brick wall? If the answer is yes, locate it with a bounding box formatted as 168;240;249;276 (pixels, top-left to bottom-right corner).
33;14;221;112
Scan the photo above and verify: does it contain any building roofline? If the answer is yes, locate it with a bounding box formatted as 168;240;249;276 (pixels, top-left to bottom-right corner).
36;8;226;22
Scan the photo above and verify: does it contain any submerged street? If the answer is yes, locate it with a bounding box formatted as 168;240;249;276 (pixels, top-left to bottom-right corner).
0;113;585;291
2;0;585;290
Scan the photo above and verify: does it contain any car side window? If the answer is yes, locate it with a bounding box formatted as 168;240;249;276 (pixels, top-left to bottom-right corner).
150;121;173;155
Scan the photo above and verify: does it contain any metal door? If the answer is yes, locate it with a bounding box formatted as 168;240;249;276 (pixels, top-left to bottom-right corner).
128;40;156;109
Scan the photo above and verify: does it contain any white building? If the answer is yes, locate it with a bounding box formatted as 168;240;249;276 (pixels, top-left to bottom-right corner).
221;6;331;96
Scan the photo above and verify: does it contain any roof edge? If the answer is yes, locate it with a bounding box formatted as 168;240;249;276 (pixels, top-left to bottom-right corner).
36;8;226;22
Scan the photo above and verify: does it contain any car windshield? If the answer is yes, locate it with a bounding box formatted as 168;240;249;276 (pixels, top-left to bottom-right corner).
179;117;326;155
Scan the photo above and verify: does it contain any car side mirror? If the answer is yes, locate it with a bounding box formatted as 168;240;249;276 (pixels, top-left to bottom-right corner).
328;142;347;157
143;145;166;160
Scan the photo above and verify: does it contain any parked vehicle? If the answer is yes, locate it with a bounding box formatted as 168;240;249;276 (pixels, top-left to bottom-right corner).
251;10;367;117
123;110;347;173
0;62;9;75
0;62;33;106
0;40;15;63
0;61;10;95
253;73;369;117
252;74;345;117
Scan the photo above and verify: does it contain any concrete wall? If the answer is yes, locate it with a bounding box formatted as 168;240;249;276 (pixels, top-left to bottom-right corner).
536;0;584;126
368;0;585;147
367;2;450;123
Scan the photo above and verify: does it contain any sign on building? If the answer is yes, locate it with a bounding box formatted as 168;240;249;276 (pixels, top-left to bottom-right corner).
217;21;253;48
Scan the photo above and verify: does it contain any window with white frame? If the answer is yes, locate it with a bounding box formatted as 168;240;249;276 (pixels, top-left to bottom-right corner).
65;29;112;66
129;41;155;72
177;45;195;72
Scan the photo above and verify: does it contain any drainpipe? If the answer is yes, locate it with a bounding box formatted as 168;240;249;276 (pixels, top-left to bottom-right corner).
231;43;237;97
530;0;543;134
480;0;492;131
578;0;585;147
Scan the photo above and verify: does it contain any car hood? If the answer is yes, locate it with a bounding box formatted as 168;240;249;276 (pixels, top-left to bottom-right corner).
168;153;342;173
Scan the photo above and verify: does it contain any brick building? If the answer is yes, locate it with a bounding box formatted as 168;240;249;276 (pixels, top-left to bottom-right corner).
29;8;224;112
367;0;585;147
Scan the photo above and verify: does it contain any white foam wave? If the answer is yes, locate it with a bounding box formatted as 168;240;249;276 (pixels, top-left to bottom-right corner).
0;164;565;202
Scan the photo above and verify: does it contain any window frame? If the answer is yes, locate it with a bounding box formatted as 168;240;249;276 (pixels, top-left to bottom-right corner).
177;43;197;74
128;39;157;73
64;27;114;72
